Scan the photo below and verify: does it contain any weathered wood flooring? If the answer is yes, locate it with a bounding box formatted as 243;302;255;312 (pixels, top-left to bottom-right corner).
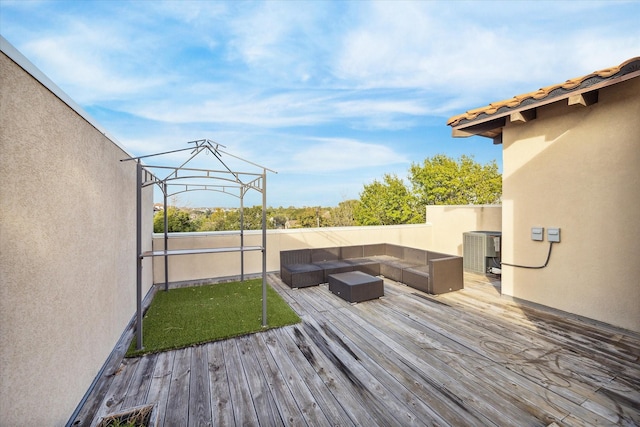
73;273;640;426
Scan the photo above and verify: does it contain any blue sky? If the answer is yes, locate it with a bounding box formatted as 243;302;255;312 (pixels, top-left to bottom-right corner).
1;1;638;208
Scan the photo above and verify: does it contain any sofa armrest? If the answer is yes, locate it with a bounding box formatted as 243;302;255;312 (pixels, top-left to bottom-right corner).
428;257;463;294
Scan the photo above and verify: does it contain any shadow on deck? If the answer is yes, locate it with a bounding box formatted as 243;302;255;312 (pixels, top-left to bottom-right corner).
70;273;640;426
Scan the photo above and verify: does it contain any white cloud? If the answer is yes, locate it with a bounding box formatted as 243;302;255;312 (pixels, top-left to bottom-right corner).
335;98;429;117
332;1;640;103
126;85;436;131
285;138;409;173
129;90;330;127
227;3;291;65
11;0;636;125
21;18;172;104
151;1;229;25
223;1;333;85
334;2;436;86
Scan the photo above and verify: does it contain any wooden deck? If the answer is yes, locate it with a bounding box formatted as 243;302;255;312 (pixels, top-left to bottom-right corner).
72;273;640;426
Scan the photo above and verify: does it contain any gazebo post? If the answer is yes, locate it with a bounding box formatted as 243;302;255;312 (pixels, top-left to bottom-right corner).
163;184;169;292
240;189;244;282
261;170;267;327
136;160;143;351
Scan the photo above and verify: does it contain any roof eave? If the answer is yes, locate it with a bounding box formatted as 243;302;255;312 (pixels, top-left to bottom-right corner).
450;63;640;143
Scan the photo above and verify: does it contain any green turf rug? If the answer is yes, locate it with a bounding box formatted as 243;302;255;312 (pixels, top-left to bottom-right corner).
127;278;300;357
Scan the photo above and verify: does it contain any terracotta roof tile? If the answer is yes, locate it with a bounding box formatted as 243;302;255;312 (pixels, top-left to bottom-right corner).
447;57;640;127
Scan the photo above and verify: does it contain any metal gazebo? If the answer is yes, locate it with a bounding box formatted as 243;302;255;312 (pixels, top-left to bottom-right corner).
122;139;276;350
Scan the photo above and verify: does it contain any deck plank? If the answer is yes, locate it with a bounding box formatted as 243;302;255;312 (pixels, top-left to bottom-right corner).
74;273;640;427
340;296;534;425
121;352;157;410
449;284;640;369
320;302;489;426
206;341;234;427
293;283;532;424
163;347;191;427
146;350;175;427
374;287;614;423
394;282;640;425
285;320;385;425
235;335;284;426
91;357;140;423
221;336;260;426
386;287;640;424
73;332;136;426
301;315;428;426
188;345;212;427
264;327;353;426
247;332;309;426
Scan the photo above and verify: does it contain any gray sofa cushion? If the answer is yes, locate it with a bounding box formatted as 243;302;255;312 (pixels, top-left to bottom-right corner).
281;263;324;288
313;260;354;282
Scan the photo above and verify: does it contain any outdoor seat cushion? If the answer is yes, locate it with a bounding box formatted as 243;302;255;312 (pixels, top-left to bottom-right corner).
313;260;354;282
369;255;421;282
402;265;430;293
281;263;324;288
343;258;381;276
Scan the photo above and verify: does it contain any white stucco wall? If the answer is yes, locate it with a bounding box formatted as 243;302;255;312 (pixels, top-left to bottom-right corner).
152;224;434;283
0;46;154;425
151;205;502;284
426;205;502;256
501;76;640;332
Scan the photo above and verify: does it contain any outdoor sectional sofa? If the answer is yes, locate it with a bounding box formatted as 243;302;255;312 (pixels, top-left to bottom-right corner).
280;243;463;295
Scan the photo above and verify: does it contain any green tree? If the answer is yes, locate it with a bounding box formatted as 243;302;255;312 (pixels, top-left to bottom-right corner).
298;207;327;228
328;199;359;227
153;207;198;233
409;154;502;205
197;208;232;231
240;206;264;230
354;174;423;225
270;213;288;229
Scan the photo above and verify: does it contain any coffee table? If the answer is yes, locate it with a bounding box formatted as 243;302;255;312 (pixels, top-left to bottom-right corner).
328;271;384;303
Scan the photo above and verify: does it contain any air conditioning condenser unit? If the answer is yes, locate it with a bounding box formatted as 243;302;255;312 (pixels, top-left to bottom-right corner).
463;231;501;274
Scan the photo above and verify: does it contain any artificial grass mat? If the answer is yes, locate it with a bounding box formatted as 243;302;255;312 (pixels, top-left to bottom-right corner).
127;278;300;357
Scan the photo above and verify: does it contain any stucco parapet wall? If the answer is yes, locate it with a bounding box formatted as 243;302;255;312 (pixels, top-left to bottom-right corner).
0;35;130;156
150;224;437;284
425;204;501;221
152;223;430;239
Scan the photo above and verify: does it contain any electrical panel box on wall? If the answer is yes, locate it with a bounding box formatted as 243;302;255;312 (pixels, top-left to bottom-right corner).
531;227;544;241
548;228;561;243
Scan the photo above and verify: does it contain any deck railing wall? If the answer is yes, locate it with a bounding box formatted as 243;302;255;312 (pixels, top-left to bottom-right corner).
151;205;502;284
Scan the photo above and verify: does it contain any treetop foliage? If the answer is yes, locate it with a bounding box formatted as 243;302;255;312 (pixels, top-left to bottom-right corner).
410;154;502;205
153;154;501;232
354;174;423;226
352;154;501;226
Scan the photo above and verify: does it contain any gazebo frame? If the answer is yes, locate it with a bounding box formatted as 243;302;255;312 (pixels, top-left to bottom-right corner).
122;139;275;350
